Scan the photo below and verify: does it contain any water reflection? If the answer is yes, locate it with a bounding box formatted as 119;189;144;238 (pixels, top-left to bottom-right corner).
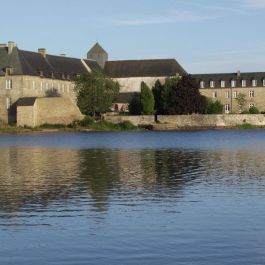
1;147;265;217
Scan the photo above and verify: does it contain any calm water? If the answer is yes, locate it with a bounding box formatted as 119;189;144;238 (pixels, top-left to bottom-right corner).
0;130;265;265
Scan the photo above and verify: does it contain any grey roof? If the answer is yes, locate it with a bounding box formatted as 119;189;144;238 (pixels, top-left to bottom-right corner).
104;59;186;78
114;92;138;103
87;42;108;55
193;72;265;88
17;97;37;106
0;46;100;79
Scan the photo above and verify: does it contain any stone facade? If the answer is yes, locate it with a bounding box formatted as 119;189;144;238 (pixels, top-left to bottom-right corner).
17;97;83;127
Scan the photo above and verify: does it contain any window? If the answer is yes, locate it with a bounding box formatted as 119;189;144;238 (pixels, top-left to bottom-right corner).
67;74;70;80
62;73;66;80
213;91;217;98
200;81;204;88
225;104;230;114
242;80;247;87
32;81;35;90
6;68;13;76
6;97;11;110
210;81;215;88
40;82;43;91
231;80;236;87
62;84;65;93
225;91;230;98
5;79;12;90
263;79;265;87
221;80;225;88
249;91;255;98
39;71;44;77
249;103;254;108
252;80;257;87
232;91;238;98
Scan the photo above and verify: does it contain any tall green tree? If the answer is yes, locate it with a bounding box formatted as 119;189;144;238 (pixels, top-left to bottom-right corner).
167;75;207;115
152;80;163;114
140;82;155;115
75;71;120;117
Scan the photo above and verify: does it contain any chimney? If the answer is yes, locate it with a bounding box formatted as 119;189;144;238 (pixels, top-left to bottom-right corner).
237;70;241;78
8;41;16;54
38;48;46;58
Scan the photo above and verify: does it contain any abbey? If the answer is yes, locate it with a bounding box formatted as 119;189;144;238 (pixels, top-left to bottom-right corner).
1;41;265;125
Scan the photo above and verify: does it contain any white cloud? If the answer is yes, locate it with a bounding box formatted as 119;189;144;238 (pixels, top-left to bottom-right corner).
244;0;265;8
109;11;219;26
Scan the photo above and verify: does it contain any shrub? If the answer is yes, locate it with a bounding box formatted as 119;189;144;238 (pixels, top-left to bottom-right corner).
78;116;95;127
118;120;137;130
140;82;155;115
249;106;260;114
206;99;223;114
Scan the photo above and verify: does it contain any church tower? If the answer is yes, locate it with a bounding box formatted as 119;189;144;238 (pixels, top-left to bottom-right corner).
87;42;108;69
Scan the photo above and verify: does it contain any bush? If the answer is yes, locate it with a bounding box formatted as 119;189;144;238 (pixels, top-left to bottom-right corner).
249;106;260;114
140;82;155;115
118;120;137;130
206;99;223;114
78;116;95;127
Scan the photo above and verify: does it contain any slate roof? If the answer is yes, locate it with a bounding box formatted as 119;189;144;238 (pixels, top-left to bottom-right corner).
104;59;187;78
17;97;37;106
193;72;265;88
87;42;108;55
114;92;138;103
0;46;100;80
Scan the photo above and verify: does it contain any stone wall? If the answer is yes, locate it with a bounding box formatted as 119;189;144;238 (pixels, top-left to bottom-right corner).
105;114;265;129
105;115;155;126
17;97;83;127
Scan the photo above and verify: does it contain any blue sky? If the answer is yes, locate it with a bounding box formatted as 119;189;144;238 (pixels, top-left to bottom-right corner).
1;0;265;73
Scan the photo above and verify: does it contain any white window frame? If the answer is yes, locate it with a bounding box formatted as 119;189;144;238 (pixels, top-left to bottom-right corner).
231;80;236;87
210;80;215;88
263;79;265;87
242;80;247;87
232;91;238;98
221;80;225;88
252;80;257;87
225;91;230;98
249;91;255;98
200;81;204;88
5;79;12;90
225;104;230;114
249;103;254;108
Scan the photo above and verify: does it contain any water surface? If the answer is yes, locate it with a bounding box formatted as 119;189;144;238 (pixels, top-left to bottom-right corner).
0;130;265;265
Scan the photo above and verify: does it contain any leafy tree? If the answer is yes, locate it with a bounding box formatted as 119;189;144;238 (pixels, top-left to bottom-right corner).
129;93;141;115
167;75;207;115
206;99;223;114
152;80;163;114
140;82;155;115
236;93;247;113
160;77;180;114
45;88;61;97
249;106;260;114
75;71;120;117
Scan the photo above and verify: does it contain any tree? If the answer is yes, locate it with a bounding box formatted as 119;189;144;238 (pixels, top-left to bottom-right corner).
206;99;223;114
152;80;163;114
236;93;247;113
129;93;141;115
140;82;155;115
167;75;207;115
75;71;120;117
45;88;61;97
249;106;260;114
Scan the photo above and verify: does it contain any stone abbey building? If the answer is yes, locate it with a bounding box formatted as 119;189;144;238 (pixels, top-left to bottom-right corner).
0;41;265;125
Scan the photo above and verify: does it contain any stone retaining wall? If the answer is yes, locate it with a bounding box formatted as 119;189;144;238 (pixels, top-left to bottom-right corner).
105;114;265;128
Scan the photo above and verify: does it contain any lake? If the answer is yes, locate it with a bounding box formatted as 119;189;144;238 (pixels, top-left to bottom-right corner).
0;130;265;265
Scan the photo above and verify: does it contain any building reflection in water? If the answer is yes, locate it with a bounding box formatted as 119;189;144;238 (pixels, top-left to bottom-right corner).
0;147;265;217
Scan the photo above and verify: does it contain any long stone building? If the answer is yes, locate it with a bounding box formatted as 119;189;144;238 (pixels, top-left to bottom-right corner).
1;41;265;125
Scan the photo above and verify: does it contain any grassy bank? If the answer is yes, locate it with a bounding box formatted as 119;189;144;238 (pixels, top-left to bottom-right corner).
0;120;140;134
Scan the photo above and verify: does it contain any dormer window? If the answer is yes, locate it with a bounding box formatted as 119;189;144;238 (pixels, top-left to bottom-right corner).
263;79;265;87
200;81;204;88
252;79;257;87
51;72;55;79
66;74;70;80
62;73;66;79
5;67;13;76
210;80;215;88
242;80;246;87
38;70;44;77
220;80;225;88
231;80;236;87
